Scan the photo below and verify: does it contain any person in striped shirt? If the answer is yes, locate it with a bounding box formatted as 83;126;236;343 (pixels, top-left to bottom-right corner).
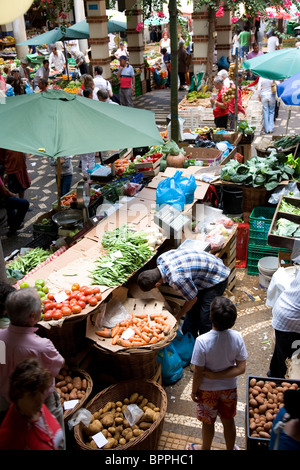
137;248;230;338
268;269;300;378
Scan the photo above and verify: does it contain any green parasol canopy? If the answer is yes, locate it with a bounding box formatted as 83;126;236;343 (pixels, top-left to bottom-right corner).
242;48;300;80
68;19;127;36
0;89;163;158
17;25;89;46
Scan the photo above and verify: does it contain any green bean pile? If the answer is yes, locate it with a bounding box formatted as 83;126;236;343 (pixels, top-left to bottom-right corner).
8;248;52;275
90;225;153;287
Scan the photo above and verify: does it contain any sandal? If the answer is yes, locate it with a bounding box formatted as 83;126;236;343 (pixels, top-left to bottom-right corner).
186;443;201;450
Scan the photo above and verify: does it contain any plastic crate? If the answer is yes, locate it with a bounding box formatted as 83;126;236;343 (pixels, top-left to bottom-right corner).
235;222;249;268
247;244;291;276
248;206;275;247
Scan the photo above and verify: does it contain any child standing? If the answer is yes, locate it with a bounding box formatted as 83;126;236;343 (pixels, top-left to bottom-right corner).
187;296;248;450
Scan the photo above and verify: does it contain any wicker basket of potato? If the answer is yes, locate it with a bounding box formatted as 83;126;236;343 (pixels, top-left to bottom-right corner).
74;378;167;450
246;376;300;450
55;365;93;422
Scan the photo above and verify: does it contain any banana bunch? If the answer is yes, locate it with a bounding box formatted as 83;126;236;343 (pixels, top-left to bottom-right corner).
194;126;211;135
228;62;237;80
222;85;236;103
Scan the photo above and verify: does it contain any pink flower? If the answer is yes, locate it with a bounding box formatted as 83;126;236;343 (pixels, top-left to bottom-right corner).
136;22;144;31
216;6;224;17
231;16;239;23
157;11;165;18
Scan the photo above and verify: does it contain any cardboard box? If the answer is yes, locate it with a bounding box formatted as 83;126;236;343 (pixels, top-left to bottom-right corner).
86;286;177;352
184;147;223;166
267;195;300;250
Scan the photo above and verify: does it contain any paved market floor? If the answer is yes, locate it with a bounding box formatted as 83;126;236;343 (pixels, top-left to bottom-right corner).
1;87;297;451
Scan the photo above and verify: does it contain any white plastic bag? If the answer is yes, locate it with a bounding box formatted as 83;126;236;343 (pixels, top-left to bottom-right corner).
96;297;131;329
123;404;144;427
67;408;93;431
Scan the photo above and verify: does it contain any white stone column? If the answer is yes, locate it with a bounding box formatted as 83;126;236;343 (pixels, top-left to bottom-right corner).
84;0;111;79
192;6;209;75
125;0;146;90
73;0;89;53
12;16;28;60
215;3;232;62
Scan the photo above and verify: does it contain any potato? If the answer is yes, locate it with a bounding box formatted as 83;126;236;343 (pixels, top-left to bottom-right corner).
72;376;82;390
251;389;259;397
138;421;152;430
136;395;144;404
258;404;267;414
281;382;291;388
264;422;272;432
129;393;139;404
65;375;73;384
249;378;257;387
108;427;116;435
88;440;98;449
261;386;269;395
115;417;123;426
102;402;114;414
249;399;258;408
139;398;148;409
253;386;262;393
265;412;274;422
102;413;115;428
103;437;116;449
249;422;257;431
119;437;126;445
56;380;67;388
123;398;129;405
256;381;265;388
133;428;143;437
269;382;277;388
256;395;264;406
69;388;78;400
259;431;270;439
115;401;123;408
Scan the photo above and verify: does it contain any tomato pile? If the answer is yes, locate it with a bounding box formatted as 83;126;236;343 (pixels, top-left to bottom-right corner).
42;284;102;321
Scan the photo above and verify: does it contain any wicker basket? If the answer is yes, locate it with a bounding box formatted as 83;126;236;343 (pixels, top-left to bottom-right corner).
242;186;271;213
36;315;90;361
57;367;93;422
74;379;167;450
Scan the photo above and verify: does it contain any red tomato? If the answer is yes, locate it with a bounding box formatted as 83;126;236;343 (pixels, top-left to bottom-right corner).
52;311;63;320
75;292;83;300
71;305;82;314
92;287;101;295
71;283;80;292
88;297;98;307
61;306;72;317
77;300;86;309
69;298;78;306
69;293;77;300
55;303;63;310
47;293;55;301
85;295;93;304
44;302;56;311
65;289;72;297
80;285;88;293
95;293;102;301
43;311;53;321
84;287;94;296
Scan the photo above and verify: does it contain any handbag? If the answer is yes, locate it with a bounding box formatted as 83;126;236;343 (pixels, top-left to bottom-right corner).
271;80;277;94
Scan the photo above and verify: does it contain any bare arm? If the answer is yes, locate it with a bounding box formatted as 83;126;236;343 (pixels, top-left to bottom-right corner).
203;359;246;380
175;296;197;322
191;365;205;402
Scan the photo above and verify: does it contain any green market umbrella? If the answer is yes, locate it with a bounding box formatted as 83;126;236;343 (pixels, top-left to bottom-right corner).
242;48;300;80
0;89;163;204
17;25;89;46
68;19;127;36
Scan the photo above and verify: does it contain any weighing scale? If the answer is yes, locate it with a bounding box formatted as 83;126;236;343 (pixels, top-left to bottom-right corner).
154;204;191;246
90;148;129;182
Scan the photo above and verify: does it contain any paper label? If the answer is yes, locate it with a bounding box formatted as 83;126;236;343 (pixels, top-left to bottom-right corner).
54;291;68;303
63;399;79;410
92;432;109;449
121;327;135;340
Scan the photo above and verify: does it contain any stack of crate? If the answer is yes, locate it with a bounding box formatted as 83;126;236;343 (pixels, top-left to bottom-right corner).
216;227;237;291
247;206;291;275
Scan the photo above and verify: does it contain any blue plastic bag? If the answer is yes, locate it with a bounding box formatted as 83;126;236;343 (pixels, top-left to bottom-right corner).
172;330;195;368
157;343;183;384
25;83;34;94
156;176;185;211
174;171;197;205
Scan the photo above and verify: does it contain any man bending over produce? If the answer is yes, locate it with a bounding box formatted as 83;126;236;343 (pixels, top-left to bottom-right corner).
137;249;230;338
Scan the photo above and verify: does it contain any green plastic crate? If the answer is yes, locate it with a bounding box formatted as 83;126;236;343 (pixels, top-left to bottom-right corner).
247;244;291;276
249;206;276;233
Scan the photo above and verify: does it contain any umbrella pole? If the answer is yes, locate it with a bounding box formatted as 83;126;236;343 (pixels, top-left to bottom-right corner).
286;108;291;134
63;40;69;76
57;157;62;211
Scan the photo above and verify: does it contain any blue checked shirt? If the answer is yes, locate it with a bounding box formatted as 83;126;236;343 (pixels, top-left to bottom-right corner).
157;249;231;301
272;269;300;333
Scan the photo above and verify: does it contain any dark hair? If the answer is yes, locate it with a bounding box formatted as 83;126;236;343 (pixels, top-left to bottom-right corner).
94;66;103;76
97;88;109;100
210;296;237;331
137;268;161;292
284;389;300;419
9;358;52;403
39;78;48;86
6;75;14;85
161;48;167;54
43;59;49;65
252;41;259;48
83;87;93;98
0;282;16;317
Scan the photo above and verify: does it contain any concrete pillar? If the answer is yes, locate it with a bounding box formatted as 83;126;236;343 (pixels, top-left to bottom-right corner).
125;0;145;84
12;16;28;60
73;0;89;53
84;0;111;80
215;3;232;62
192;6;210;75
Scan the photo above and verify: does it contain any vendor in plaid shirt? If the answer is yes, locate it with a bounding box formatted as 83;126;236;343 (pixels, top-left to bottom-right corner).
137;249;230;338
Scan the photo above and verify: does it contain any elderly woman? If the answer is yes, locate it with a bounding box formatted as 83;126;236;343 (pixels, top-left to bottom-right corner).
210;76;230;129
0;358;64;450
0;288;65;447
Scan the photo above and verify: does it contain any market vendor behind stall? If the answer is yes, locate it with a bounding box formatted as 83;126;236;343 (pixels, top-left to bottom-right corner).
137;248;230;338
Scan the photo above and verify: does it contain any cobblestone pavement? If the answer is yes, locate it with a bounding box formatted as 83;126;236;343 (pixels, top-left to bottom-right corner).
1;87;296;451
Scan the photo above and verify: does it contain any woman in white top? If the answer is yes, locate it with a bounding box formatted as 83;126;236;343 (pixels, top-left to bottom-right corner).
258;77;278;133
232;30;240;59
217;69;231;88
159;31;171;54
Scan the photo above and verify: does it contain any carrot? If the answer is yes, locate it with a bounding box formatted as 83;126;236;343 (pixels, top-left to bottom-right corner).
96;328;111;338
119;339;132;347
112;334;120;345
149;336;159;344
111;324;120;337
134;313;148;320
